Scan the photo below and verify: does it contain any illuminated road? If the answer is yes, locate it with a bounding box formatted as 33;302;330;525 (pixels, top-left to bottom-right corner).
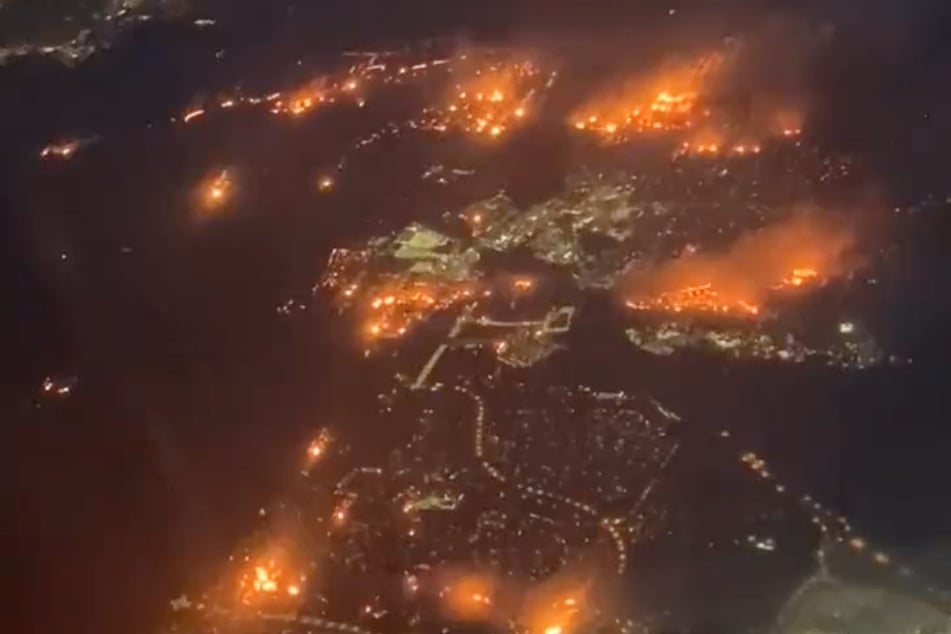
412;304;475;390
175;602;382;634
412;344;448;390
454;384;629;574
475;317;545;328
262;611;381;634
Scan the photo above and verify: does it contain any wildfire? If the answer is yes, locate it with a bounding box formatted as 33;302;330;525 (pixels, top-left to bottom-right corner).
331;496;355;527
317;174;335;192
306;428;332;462
570;51;724;142
361;280;479;340
626;283;761;317
197;168;234;214
571;41;808;150
237;557;305;605
426;56;550;139
440;572;496;621
518;578;595;634
512;277;535;292
622;213;855;318
267;69;371;117
776;267;818;288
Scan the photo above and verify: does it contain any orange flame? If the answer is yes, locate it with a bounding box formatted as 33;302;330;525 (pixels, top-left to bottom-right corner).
622;212;855;317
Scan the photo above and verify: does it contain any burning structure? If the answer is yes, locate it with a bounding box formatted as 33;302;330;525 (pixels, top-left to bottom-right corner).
423;53;556;139
623;212;856;318
570;31;814;153
570;48;727;141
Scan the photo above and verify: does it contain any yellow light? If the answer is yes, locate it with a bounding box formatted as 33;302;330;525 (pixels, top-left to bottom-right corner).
515;107;525;118
287;584;300;596
490;126;502;137
545;626;563;634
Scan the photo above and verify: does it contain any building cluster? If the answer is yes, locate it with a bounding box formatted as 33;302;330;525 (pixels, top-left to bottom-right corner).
625;319;885;368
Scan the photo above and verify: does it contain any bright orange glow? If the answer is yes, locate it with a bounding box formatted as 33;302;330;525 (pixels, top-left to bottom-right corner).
625;283;761;317
570;51;724;143
512;277;535;292
236;553;304;606
197;169;233;214
356;280;480;341
573;44;806;148
266;67;367;117
331;497;354;526
318;175;335;192
440;572;496;621
518;576;596;634
253;566;279;593
427;56;547;139
622;213;855;318
306;429;332;463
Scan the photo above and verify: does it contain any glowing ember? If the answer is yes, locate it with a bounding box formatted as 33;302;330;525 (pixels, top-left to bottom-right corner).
440;572;496;621
318;175;335;192
626;283;761;317
198;169;234;213
253;566;278;593
512;277;535;292
305;428;332;464
425;56;552;139
570;51;723;143
237;555;304;606
359;280;479;341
